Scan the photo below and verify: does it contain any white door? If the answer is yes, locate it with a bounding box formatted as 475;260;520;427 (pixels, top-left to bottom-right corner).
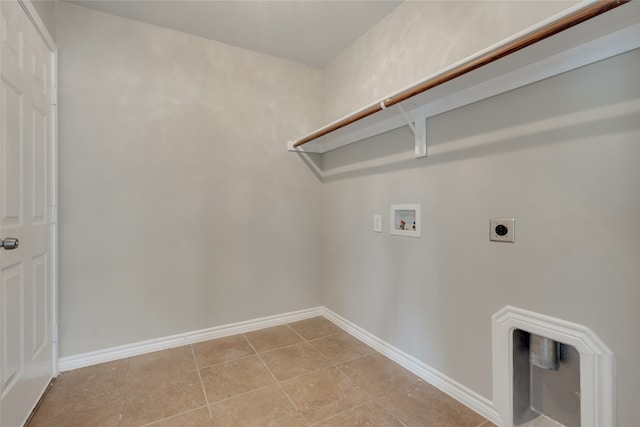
0;1;55;426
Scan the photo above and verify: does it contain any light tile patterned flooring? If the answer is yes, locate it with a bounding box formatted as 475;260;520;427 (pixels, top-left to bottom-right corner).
28;317;495;426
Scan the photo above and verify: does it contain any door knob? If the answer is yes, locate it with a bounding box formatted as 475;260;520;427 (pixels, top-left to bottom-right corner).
0;237;19;250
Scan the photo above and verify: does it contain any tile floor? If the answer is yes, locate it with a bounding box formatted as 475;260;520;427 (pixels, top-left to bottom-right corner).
27;317;495;427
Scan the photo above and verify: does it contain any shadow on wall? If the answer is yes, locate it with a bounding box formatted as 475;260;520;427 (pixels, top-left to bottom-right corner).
295;102;638;183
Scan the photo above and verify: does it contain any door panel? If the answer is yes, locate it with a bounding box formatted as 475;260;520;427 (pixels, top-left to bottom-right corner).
0;1;54;425
0;2;24;88
31;254;46;358
30;48;47;101
1;80;23;228
1;262;22;393
31;107;46;225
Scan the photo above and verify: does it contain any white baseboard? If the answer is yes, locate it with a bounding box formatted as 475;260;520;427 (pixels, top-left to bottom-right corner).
321;307;502;426
58;306;324;372
58;305;500;425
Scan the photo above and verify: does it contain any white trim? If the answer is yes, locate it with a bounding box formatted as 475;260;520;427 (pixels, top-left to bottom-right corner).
19;0;59;379
47;22;59;378
321;308;501;425
59;307;324;371
492;306;615;427
18;0;55;51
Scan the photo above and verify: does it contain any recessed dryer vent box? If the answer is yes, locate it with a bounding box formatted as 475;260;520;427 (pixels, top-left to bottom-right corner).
390;204;421;237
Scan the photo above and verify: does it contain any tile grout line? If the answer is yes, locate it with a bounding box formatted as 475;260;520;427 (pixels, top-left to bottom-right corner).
242;333;312;427
194;351;259;371
305;330;350;343
287;322;377;368
248;340;307;358
306;401;372;426
329;334;416;395
123;347;211;427
306;400;406;427
396;415;409;427
335;359;425;403
205;383;275;406
190;345;215;422
370;392;410;427
139;406;210;427
370;394;410;427
287;321;400;426
312;399;379;426
265;364;333;385
277;323;374;390
285;323;308;342
249;325;349;375
288;321;401;427
300;365;407;427
330;349;377;366
287;325;343;369
244;323;335;373
291;324;348;345
332;360;417;427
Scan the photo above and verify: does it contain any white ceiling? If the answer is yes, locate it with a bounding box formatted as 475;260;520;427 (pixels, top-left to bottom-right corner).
66;1;402;68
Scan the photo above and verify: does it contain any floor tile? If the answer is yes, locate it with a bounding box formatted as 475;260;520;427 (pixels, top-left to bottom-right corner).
128;346;197;378
45;359;128;400
121;369;205;427
377;381;487;427
143;406;213;426
28;388;122;427
339;352;418;397
28;360;128;427
28;325;491;427
309;332;374;364
244;325;303;353
192;334;254;368
314;401;404;427
288;317;342;340
199;354;275;403
281;367;370;424
260;341;331;381
209;384;306;426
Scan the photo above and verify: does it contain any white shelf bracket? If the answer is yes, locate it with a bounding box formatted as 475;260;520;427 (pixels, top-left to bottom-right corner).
414;116;427;158
396;105;427;158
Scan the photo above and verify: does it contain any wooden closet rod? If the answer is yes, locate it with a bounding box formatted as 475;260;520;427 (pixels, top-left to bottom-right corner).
292;0;628;149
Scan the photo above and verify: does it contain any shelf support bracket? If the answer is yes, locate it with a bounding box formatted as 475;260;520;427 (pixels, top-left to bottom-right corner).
396;105;427;158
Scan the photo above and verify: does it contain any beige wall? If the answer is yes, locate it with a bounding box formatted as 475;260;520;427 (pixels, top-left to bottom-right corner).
323;0;577;122
56;2;324;356
55;1;639;424
320;49;640;427
320;4;638;423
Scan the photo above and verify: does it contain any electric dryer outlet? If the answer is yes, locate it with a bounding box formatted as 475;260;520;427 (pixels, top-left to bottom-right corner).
490;218;515;242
